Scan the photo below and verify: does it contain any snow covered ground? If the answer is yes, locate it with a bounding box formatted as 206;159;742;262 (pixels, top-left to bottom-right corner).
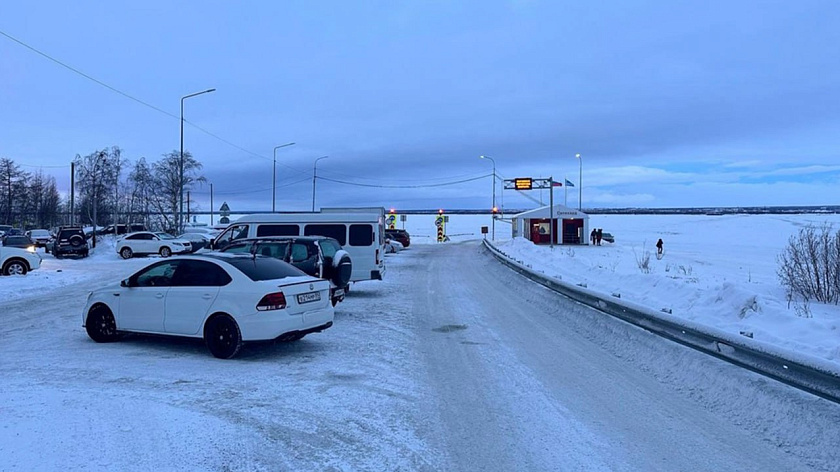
2;230;840;470
400;212;840;367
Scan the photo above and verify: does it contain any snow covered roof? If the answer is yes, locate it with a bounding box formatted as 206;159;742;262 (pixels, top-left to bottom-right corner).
511;205;588;220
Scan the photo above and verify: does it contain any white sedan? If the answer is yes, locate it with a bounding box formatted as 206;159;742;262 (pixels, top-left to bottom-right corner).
0;245;41;275
82;253;334;358
116;231;192;259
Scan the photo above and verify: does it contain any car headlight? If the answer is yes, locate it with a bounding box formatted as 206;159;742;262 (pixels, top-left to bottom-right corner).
26;245;36;253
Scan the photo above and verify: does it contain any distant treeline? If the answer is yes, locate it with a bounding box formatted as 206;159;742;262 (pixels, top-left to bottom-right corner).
1;147;205;231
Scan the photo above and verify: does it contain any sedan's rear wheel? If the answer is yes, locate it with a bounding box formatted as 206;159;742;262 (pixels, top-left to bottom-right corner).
204;315;242;359
3;260;27;275
159;246;172;258
120;247;133;259
85;305;120;342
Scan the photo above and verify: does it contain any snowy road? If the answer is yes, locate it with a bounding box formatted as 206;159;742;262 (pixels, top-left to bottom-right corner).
2;242;839;471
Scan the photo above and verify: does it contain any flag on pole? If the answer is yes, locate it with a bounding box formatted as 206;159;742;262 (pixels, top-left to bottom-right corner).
552;181;562;187
565;179;575;187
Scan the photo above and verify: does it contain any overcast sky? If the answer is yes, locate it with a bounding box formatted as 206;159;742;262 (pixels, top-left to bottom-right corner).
2;1;839;212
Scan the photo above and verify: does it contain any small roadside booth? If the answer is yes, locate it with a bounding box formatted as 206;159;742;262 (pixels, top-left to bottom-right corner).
511;205;590;245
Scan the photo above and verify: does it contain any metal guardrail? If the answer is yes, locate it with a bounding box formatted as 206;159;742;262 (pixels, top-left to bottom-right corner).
482;240;840;404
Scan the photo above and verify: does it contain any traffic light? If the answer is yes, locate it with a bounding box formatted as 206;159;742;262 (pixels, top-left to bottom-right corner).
438;209;444;215
389;208;395;214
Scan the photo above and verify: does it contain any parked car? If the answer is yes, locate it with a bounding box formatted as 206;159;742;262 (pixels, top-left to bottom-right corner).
219;236;352;306
25;229;53;247
602;232;615;244
115;231;192;259
81;253;334;358
2;234;36;251
99;223;147;235
0;244;41;275
177;232;211;252
384;228;410;247
384;238;404;253
210;212;385;282
182;226;221;239
0;225;12;237
49;226;90;258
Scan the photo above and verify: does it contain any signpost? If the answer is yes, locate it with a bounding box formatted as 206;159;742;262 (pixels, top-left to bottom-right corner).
504;177;556;248
435;210;446;242
219;202;231;225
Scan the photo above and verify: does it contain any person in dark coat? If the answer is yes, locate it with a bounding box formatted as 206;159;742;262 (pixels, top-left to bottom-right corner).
596;228;603;246
590;229;596;245
656;238;664;255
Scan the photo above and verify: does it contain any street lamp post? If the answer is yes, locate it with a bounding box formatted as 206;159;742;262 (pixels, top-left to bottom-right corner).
312;156;329;212
576;153;582;211
272;142;295;212
480;155;496;240
180;88;215;233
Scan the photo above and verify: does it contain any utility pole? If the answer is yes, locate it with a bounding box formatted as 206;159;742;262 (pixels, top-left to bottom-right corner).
549;176;554;249
70;162;75;226
210;183;214;225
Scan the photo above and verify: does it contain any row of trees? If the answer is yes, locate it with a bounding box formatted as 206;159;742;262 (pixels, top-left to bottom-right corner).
0;147;205;232
0;158;62;229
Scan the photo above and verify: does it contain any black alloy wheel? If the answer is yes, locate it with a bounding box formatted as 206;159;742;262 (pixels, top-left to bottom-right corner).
85;305;120;342
204;315;242;359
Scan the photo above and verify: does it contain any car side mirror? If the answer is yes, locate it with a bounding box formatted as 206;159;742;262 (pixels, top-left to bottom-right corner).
120;278;132;288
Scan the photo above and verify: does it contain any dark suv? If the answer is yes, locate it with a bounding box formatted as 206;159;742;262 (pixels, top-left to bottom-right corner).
49;226;89;258
220;236;352;306
385;229;410;247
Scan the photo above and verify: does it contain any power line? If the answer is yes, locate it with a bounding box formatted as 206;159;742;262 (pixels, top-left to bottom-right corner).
0;29;279;165
317;173;491;189
318;168;489;184
191;177;310;195
18;163;70;168
0;30;180;120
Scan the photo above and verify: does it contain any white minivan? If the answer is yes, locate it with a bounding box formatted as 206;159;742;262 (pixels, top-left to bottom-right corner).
210;211;386;282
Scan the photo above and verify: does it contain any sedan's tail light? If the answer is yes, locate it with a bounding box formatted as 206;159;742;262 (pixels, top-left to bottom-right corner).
256;292;287;311
376;249;380;265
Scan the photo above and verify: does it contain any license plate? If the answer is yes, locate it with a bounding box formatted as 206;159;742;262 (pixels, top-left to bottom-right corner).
297;291;321;304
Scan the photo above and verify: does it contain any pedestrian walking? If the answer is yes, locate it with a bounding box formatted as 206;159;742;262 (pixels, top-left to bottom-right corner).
656;238;664;255
590;229;596;245
596;228;602;246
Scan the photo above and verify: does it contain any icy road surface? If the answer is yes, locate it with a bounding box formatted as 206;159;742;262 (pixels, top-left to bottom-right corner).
2;242;839;471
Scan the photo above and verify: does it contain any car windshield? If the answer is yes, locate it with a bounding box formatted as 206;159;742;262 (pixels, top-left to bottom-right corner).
30;230;50;237
155;232;175;240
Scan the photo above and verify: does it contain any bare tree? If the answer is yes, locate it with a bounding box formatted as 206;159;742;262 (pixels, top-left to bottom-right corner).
74;147;122;245
0;158;29;225
777;224;840;304
151;151;205;232
127;157;155;229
